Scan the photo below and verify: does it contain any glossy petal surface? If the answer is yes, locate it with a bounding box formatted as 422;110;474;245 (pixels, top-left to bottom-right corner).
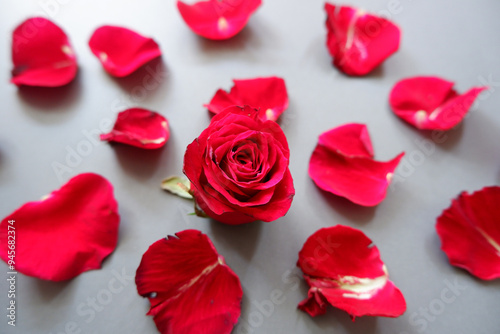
0;173;119;281
11;17;77;87
100;108;169;149
89;25;161;77
436;186;500;280
204;77;289;121
298;226;406;318
390;76;487;130
136;230;243;334
324;3;401;76
177;0;261;40
309;124;403;206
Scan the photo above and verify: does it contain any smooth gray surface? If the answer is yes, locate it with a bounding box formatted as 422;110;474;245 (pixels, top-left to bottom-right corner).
1;0;500;333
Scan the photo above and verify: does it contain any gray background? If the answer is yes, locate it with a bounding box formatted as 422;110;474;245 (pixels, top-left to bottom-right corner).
1;0;500;333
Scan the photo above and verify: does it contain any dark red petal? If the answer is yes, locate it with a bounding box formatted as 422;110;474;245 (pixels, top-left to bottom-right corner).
135;230;242;334
177;0;262;40
324;3;401;76
309;124;403;206
390;76;487;130
0;173;119;281
436;186;500;280
11;17;77;87
297;226;406;318
89;25;161;77
204;77;289;121
100;108;169;149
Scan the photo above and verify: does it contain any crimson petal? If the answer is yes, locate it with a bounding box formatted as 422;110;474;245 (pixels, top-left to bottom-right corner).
297;225;406;318
324;3;401;76
11;17;77;87
436;186;500;280
136;230;242;334
309;123;404;206
389;76;487;130
100;108;170;149
89;25;162;77
177;0;262;40
204;77;289;121
0;173;119;281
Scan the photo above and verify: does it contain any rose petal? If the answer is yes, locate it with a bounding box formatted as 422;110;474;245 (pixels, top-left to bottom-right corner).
204;77;289;121
309;124;404;206
0;173;119;281
436;186;500;280
324;3;401;76
297;225;406;318
135;230;242;334
11;17;77;87
177;0;262;40
100;108;169;149
89;25;162;77
389;76;487;130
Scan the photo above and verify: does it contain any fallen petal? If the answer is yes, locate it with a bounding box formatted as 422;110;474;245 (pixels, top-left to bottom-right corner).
177;0;262;40
297;225;406;318
324;3;401;76
100;108;169;149
309;123;404;206
436;186;500;280
0;173;119;281
89;25;162;77
136;230;242;334
11;17;78;87
204;77;289;121
390;76;487;130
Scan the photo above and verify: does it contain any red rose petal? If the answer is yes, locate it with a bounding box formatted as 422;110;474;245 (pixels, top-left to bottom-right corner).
309;123;404;206
297;225;406;318
0;173;119;281
135;230;243;334
89;25;162;77
436;186;500;280
390;76;487;130
100;108;170;149
177;0;262;40
324;3;401;76
204;77;289;121
11;17;78;87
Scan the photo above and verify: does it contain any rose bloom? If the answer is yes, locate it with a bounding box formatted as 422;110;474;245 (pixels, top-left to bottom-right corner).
184;106;295;225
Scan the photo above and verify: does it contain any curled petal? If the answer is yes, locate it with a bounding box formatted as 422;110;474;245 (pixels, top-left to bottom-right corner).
100;108;169;149
89;25;161;77
309;123;403;206
135;230;242;334
204;77;289;121
297;225;406;318
436;186;500;280
390;76;487;130
11;17;77;87
324;3;401;76
0;173;119;281
177;0;262;40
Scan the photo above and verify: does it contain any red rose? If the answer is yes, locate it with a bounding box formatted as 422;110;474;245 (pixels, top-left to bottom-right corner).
184;106;294;225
